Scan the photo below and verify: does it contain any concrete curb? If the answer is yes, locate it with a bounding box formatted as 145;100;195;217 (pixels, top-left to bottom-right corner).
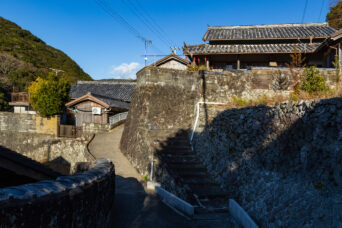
155;186;194;217
229;199;259;228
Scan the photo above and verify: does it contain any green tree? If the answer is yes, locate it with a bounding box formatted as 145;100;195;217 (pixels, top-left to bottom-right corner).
28;73;70;117
0;83;9;111
301;66;329;94
327;1;342;30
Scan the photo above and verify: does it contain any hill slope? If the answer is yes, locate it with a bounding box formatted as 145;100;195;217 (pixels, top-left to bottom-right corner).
0;17;92;92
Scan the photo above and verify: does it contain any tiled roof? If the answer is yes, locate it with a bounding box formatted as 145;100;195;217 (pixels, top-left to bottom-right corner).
152;53;189;66
184;43;320;55
203;23;336;41
69;80;136;102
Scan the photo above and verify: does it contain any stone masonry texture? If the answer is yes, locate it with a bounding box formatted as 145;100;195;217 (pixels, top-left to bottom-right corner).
0;159;115;228
121;67;342;226
192;98;342;227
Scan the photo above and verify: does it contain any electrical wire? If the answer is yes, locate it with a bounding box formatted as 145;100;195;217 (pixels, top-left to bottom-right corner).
121;0;173;48
318;0;326;22
93;0;165;54
301;0;309;23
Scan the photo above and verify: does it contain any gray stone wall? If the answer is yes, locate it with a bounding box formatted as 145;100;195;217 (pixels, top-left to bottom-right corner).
0;112;36;133
82;122;112;139
121;67;338;200
192;98;342;227
0;131;94;174
0;159;115;228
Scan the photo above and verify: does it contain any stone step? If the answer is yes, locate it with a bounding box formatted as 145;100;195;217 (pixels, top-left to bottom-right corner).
176;171;208;178
181;177;216;185
168;166;207;173
189;185;228;198
160;150;193;155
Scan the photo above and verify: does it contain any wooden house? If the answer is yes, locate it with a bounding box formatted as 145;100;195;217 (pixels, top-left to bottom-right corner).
183;23;338;70
151;53;189;70
65;80;136;126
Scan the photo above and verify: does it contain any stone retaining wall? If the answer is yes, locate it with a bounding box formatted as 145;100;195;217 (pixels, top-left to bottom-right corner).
0;131;94;174
0;112;60;136
121;67;339;201
0;159;115;228
192;98;342;227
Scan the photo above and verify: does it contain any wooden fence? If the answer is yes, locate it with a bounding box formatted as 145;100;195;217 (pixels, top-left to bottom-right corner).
59;125;82;138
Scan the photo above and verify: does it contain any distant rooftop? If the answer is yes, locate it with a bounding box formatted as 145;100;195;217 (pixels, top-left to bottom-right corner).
70;80;136;102
203;22;336;41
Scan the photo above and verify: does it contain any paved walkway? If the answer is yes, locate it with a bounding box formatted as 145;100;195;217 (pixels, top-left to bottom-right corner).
88;125;194;228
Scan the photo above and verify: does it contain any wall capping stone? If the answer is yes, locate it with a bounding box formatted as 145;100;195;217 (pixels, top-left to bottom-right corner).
0;159;115;227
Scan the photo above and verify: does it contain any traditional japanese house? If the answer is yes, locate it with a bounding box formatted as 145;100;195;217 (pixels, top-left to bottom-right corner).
151;53;189;70
65;80;136;126
183;23;338;70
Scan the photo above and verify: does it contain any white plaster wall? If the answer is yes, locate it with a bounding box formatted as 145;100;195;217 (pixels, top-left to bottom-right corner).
159;60;188;70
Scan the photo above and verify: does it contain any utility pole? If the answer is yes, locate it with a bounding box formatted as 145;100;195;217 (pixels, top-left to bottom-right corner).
145;40;152;66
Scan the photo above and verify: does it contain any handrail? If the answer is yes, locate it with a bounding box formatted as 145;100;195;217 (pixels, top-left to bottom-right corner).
109;112;128;126
190;101;224;142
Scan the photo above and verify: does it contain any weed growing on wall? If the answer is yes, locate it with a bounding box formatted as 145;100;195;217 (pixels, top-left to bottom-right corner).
300;66;329;95
332;55;341;83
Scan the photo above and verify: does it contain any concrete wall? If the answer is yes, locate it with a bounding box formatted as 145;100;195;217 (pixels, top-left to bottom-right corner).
0;112;60;136
192;98;342;227
0;159;115;228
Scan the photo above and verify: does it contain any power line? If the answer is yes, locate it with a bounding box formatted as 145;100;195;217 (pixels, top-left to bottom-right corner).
301;0;309;23
93;0;164;54
131;0;173;45
318;0;327;21
121;0;173;48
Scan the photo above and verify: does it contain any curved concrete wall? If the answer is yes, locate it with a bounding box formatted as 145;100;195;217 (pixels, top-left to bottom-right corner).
0;159;115;228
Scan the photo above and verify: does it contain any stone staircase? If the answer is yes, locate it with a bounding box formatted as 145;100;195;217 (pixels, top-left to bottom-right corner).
155;130;229;213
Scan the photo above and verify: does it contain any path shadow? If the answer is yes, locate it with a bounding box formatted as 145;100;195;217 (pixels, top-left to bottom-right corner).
108;175;193;228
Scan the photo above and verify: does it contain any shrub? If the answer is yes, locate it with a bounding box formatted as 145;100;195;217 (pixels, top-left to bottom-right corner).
28;72;70;117
332;55;341;83
300;66;329;95
232;96;248;107
187;64;207;71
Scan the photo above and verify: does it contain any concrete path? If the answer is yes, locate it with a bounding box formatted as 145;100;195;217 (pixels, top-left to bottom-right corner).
88;125;194;227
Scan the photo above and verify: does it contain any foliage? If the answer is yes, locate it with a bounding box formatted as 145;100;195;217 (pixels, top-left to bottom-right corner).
232;96;248;107
300;66;329;94
0;17;92;87
290;92;299;102
8;68;39;92
327;1;342;30
187;64;207;71
332;55;341;83
0;84;8;111
28;73;71;117
272;71;291;91
286;46;306;90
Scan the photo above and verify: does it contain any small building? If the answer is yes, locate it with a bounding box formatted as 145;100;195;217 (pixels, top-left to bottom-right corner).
183;23;338;70
151;53;189;70
8;92;36;114
65;80;136;126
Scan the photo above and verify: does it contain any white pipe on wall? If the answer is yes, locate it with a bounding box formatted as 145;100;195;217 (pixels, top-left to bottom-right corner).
190;101;225;142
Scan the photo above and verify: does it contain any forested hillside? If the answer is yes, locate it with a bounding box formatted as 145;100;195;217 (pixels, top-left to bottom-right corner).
0;17;92;95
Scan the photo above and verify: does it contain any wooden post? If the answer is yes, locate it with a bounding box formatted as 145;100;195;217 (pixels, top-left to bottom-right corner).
206;60;210;70
237;56;240;70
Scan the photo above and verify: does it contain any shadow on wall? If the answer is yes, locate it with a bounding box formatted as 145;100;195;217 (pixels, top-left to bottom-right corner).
108;175;192;228
44;156;71;175
191;97;342;227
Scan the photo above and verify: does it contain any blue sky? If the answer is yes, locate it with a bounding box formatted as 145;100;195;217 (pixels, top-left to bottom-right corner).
0;0;333;79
